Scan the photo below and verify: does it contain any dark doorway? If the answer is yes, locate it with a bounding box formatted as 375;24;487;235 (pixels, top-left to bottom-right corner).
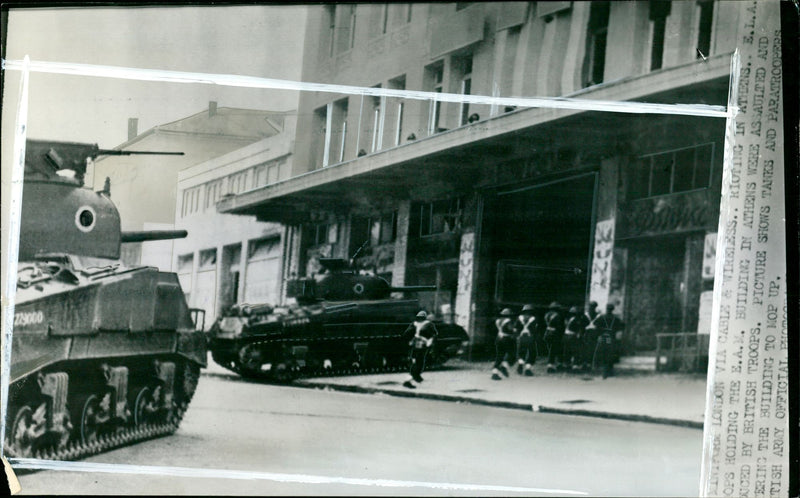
485;173;597;310
625;235;689;350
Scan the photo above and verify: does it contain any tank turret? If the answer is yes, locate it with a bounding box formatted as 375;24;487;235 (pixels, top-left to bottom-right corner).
286;258;436;303
19;139;186;259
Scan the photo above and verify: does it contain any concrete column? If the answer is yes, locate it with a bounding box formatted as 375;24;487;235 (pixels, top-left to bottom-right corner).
559;1;591;94
391;200;411;288
490;29;508;117
237;238;248;304
214;244;224;319
189;250;199;309
604;2;650;82
588;157;620;311
663;0;694;68
454;230;477;333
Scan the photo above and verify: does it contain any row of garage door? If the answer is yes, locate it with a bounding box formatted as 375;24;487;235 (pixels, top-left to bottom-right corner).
178;236;283;328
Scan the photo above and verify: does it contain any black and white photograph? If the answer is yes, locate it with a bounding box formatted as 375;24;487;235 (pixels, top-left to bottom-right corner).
0;2;793;496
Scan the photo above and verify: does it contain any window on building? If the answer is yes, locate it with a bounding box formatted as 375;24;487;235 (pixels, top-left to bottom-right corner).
370;87;385;153
584;1;610;87
181;186;203;218
352;212;397;249
334;4;357;54
199;248;217;269
331;98;349;163
455;54;473;126
370;211;398;245
425;61;445;135
204;179;224;211
177;253;194;302
248;237;281;260
253;164;267;187
368;4;390;39
696;0;714;59
268;159;283;184
420;197;463;237
253;159;284;187
382;3;389;34
227;170;249;195
388;74;406;146
628;142;715;200
323;5;335;58
313;104;329;168
380;211;398;244
312;222;338;246
649;1;671;71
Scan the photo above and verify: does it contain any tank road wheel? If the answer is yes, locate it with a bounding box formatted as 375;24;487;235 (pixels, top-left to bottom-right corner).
271;362;298;383
132;387;154;426
179;363;201;408
237;345;267;379
78;395;102;444
6;406;35;457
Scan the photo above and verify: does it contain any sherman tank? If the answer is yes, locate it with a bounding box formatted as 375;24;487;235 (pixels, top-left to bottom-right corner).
3;140;206;461
207;257;470;381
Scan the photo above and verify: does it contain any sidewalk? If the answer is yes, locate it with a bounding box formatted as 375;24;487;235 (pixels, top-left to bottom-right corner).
202;357;708;429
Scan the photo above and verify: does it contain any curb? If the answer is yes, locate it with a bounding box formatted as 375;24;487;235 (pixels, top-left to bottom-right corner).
294;380;536;411
200;371;704;429
536;406;704;429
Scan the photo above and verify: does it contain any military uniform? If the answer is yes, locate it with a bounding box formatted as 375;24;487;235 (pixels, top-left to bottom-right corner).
492;308;517;380
402;311;438;389
514;304;538;376
543;302;565;373
591;305;625;379
564;306;590;370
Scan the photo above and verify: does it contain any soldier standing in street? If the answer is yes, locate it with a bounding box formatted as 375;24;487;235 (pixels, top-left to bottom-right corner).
544;302;565;373
591;304;625;379
402;311;438;389
514;304;538;376
491;308;517;380
564;305;589;370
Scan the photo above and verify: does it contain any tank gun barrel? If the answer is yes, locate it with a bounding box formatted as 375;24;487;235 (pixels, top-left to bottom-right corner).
94;149;185;157
390;285;437;293
120;230;188;243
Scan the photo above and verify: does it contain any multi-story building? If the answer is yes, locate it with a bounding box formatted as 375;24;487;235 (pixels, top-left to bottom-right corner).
218;2;740;356
91;103;287;270
172;113;296;326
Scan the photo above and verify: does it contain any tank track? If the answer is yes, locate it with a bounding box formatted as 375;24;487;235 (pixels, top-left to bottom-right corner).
213;334;451;382
4;403;189;463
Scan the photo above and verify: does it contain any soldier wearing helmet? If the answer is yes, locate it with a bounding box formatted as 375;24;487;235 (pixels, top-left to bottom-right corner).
402;310;438;389
543;301;566;373
491;307;517;380
590;303;625;379
514;304;538;376
565;305;590;370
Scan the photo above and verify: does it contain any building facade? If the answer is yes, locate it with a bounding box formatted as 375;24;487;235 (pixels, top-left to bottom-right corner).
219;1;742;356
172;113;296;326
91;103;289;270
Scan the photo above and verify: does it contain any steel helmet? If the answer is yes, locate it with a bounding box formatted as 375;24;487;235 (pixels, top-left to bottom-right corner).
521;304;535;313
415;311;428;320
500;308;514;317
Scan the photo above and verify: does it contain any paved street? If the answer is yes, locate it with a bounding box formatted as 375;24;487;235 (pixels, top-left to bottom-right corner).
15;375;702;496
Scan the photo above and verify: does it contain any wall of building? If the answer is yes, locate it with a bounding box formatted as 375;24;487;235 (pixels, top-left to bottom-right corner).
291;2;736;178
172;123;295;326
278;1;739;351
